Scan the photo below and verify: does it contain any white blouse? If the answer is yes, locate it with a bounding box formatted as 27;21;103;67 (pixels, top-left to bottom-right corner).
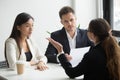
5;38;47;70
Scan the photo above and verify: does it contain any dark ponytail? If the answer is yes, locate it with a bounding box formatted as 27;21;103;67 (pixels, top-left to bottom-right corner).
88;18;120;80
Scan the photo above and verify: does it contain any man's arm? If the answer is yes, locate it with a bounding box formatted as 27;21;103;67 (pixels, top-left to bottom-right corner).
45;42;59;63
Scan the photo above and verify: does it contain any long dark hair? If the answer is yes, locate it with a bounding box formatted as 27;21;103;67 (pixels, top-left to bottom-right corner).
4;12;34;67
88;18;120;80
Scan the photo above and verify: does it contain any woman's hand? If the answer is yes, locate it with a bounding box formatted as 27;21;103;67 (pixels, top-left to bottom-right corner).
46;38;73;61
46;38;63;53
30;60;37;66
65;54;72;61
36;61;48;71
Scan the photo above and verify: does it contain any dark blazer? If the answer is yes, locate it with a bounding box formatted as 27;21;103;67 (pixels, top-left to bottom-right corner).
45;27;93;63
58;43;111;80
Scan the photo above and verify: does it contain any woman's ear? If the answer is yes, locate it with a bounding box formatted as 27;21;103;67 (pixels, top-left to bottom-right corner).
91;33;95;40
87;32;94;42
17;26;20;30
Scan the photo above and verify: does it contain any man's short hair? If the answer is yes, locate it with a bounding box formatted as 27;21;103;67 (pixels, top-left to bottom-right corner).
59;6;75;19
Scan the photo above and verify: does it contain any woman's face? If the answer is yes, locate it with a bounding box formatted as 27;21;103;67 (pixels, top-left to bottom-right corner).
17;18;34;38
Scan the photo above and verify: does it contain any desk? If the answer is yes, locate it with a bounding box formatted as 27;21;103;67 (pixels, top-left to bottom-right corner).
0;63;83;80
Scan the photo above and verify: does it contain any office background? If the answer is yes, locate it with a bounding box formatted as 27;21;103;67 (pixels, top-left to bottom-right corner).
0;0;101;61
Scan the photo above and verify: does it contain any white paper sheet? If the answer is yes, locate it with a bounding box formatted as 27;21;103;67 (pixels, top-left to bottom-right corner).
70;46;90;67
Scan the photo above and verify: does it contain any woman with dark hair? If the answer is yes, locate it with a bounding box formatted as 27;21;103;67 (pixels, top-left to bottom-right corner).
5;12;48;70
47;18;120;80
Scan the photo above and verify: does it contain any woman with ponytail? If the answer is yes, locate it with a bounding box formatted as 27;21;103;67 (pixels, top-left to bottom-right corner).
47;18;120;80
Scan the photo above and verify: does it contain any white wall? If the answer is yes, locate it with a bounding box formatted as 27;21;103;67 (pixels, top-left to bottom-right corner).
0;0;97;61
75;0;97;29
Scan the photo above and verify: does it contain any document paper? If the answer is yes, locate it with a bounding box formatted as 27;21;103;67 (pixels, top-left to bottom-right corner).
70;46;90;67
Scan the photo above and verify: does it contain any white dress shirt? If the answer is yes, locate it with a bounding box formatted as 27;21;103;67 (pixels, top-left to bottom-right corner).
66;30;77;49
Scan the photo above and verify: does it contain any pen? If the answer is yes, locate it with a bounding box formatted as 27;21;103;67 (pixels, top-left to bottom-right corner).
46;31;51;35
78;24;80;28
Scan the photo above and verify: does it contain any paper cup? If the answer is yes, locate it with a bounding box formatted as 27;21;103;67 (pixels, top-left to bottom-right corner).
16;60;25;75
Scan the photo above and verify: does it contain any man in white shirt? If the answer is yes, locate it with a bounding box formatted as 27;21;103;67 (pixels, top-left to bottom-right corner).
45;6;93;63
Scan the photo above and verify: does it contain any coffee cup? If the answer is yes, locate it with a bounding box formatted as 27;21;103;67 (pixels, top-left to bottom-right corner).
16;60;25;75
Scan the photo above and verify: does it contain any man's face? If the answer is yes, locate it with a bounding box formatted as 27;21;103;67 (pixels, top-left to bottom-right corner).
61;12;76;33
